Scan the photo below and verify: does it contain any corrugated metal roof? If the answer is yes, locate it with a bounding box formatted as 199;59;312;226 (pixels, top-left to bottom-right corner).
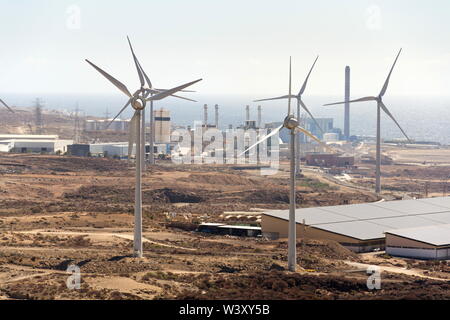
312;221;385;241
370;199;448;215
385;224;450;246
420;212;450;224
264;197;450;241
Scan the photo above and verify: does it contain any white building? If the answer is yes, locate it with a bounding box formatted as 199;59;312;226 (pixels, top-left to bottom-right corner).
386;224;450;260
0;139;73;154
0;134;59;141
0;134;73;154
89;142;170;159
89;143;130;158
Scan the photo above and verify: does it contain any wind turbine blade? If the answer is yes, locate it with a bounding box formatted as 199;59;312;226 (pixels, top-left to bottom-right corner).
254;95;294;103
238;125;283;157
146;89;197;102
135;56;152;89
154;88;196;93
128;36;153;89
106;99;132;129
168;94;197;102
127;36;145;88
299;99;324;133
324;96;377;106
85;59;132;98
288;57;292;115
379;101;411;142
0;98;14;113
128;111;139;160
296;126;322;144
296;126;335;152
379;48;402;97
299;55;319;96
147;79;202;101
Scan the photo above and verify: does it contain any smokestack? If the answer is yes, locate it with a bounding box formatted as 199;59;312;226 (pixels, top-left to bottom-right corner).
344;66;350;140
257;105;262;128
215;104;219;128
246;105;250;122
203;104;208;127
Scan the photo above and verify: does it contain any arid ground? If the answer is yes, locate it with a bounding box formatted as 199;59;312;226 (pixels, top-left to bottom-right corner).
0;153;449;300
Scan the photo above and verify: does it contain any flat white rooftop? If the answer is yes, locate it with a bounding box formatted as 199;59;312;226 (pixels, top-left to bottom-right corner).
386;224;450;247
0;134;59;140
264;197;450;241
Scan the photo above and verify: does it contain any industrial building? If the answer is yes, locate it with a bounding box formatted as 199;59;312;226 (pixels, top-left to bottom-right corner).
67;144;90;157
85;119;130;132
88;142;170;159
154;108;171;143
305;153;355;167
0;135;73;154
262;197;450;256
385;225;450;260
305;118;334;139
197;223;262;237
0;134;59;141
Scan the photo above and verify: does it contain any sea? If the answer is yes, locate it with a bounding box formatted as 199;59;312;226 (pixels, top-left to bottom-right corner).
3;93;450;145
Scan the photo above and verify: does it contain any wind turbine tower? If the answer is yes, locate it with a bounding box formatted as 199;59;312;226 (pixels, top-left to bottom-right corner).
253;56;323;177
344;66;351;140
86;37;201;258
325;49;410;194
242;57;328;271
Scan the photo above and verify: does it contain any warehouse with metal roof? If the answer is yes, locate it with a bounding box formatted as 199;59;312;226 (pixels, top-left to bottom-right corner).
385;224;450;260
261;197;450;254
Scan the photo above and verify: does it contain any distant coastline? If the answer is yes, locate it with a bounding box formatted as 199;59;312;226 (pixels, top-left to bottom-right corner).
2;93;449;145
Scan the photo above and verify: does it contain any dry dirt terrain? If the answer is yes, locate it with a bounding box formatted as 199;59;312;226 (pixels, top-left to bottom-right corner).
340;144;450;198
0;154;449;300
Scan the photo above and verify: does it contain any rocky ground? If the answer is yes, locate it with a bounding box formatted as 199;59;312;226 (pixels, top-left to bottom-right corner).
0;154;449;300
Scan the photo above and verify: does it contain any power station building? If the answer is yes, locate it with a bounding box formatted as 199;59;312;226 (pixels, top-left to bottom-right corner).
305;153;355;167
154;108;171;144
262;197;450;258
85;119;130;132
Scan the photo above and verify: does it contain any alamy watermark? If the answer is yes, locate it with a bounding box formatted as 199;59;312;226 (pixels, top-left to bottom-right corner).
365;5;382;31
66;5;81;30
170;126;280;175
367;266;381;290
66;264;81;290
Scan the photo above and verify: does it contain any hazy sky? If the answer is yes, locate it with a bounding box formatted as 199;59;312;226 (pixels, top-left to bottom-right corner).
0;0;449;96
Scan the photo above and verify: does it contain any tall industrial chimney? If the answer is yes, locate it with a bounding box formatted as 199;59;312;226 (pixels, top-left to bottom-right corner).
203;104;208;127
246;105;250;122
257;105;262;128
344;66;350;140
215;104;219;128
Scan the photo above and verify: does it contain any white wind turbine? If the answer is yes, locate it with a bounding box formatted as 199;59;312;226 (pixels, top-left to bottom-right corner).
86;44;202;258
241;57;327;272
124;37;197;168
254;56;324;176
105;37;197;169
324;49;411;194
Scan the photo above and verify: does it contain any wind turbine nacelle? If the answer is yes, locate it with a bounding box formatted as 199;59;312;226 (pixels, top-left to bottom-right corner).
131;97;146;110
284;115;299;130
